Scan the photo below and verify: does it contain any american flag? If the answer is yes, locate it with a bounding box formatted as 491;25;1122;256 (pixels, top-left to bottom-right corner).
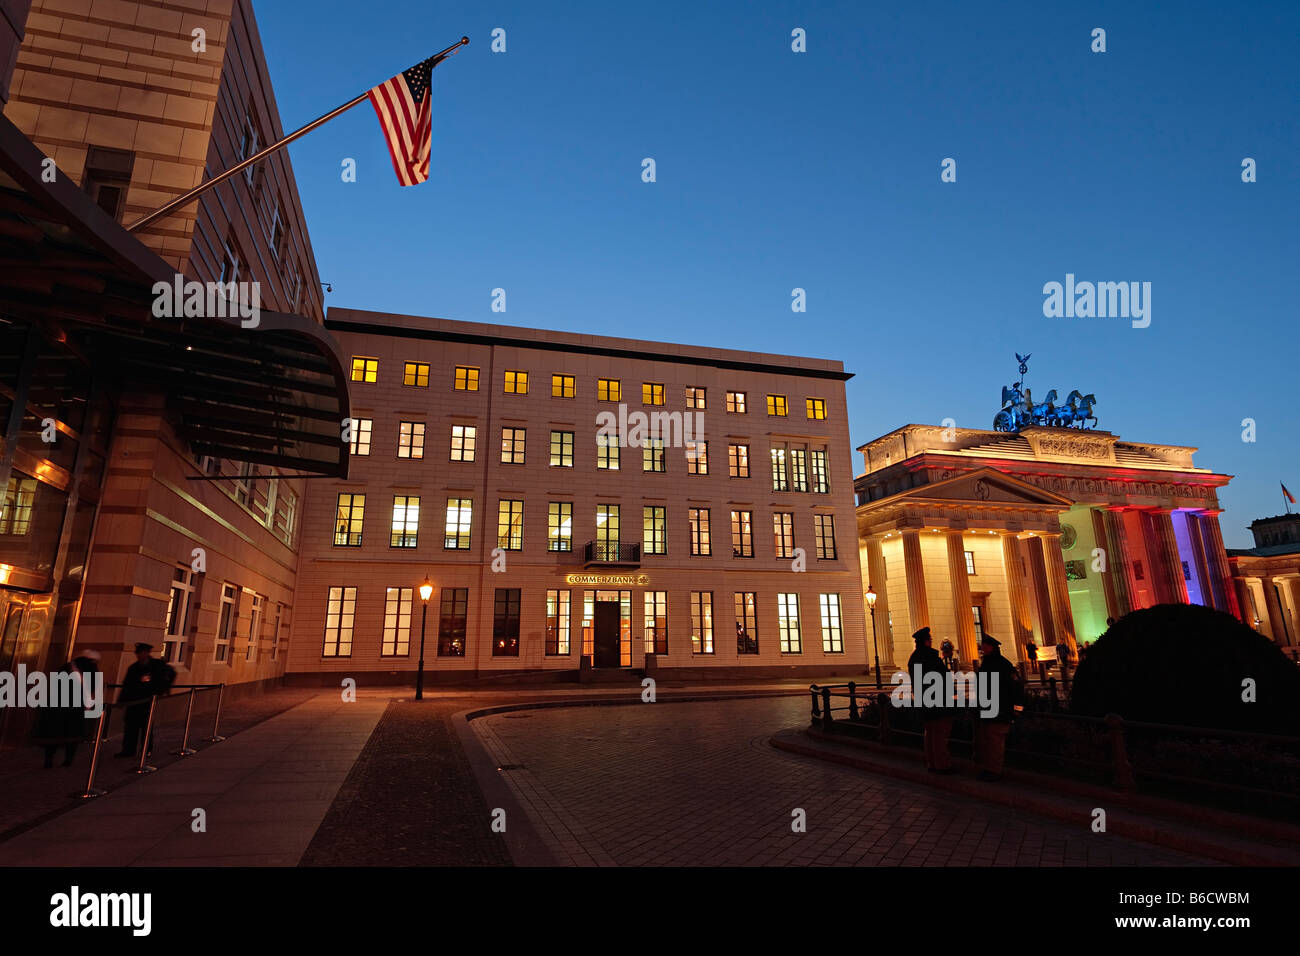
367;53;447;186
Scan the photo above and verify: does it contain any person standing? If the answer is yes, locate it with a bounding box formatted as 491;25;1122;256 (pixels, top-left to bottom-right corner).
115;643;175;758
973;634;1019;781
32;650;100;768
908;627;954;774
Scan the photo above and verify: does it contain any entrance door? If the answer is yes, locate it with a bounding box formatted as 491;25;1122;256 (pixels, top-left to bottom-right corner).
593;600;621;667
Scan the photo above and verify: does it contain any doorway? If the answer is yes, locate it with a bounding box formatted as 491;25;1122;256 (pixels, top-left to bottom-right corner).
593;600;621;667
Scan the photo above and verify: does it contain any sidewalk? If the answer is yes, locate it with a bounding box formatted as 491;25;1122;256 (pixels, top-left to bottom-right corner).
0;693;385;866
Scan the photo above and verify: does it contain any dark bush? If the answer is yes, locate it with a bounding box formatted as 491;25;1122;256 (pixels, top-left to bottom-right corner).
1069;603;1300;733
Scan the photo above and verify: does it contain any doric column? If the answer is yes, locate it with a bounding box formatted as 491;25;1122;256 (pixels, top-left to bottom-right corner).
863;535;894;667
901;529;929;635
1185;513;1215;609
1026;534;1058;647
945;530;978;663
1089;508;1120;621
1234;578;1257;627
1101;508;1137;615
1200;513;1240;617
1041;532;1079;655
1288;579;1300;648
1141;509;1187;605
1262;577;1293;646
1000;532;1034;652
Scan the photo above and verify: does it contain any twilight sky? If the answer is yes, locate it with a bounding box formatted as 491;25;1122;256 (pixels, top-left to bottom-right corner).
255;0;1298;548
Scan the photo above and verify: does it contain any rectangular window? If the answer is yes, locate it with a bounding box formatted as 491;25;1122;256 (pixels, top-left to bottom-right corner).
643;436;665;472
450;424;477;462
791;448;808;492
444;498;472;549
595;504;620;550
643;506;666;555
334;493;364;546
690;592;714;654
644;591;668;655
82;145;135;221
684;386;706;409
773;512;795;558
497;499;524;550
504;370;528;394
728;443;749;478
164;565;194;665
972;605;984;640
438;588;468;656
493;589;521;656
771;446;788;491
731;510;754;557
454;366;480;391
686;440;708;475
811;450;829;494
777;593;802;653
323;586;355;657
819;593;843;653
0;476;35;535
382;587;413;656
546;590;571;655
270;603;284;662
403;362;430;387
767;394;788;417
735;592;758;655
397;421;425;459
268;200;285;260
965;550;976;575
391;495;420;548
597;433;621;470
689;507;711;556
501;427;526;464
245;591;264;662
550;430;574;467
351;357;378;383
548;502;574;552
552;374;575;398
274;485;297;546
806;398;827;420
814;514;837;559
219;235;241;287
597;378;621;402
726;391;747;414
349;418;372;456
642;382;665;406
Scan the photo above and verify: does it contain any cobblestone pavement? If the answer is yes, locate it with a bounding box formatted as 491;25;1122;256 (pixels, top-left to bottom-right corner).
474;697;1217;866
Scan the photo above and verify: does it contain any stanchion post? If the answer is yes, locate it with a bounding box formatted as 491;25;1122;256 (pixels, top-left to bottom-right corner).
173;688;197;756
203;683;226;742
77;711;108;799
133;697;158;774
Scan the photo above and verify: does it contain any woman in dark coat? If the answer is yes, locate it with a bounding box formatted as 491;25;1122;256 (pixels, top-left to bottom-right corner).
32;651;99;768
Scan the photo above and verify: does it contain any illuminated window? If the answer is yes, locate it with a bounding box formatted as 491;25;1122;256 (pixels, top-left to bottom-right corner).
766;394;788;417
350;357;378;383
811;449;829;494
684;386;706;409
643;591;668;655
245;590;264;662
497;499;524;550
403;362;429;387
728;443;749;478
642;382;665;406
546;590;571;655
773;513;795;558
390;495;420;548
778;593;802;653
215;583;239;662
348;418;372;456
548;502;573;552
501;427;525;464
334;493;364;546
595;505;620;551
643;436;665;472
814;514;836;559
690;591;714;654
450;424;476;462
771;446;788;491
791;448;808;492
454;366;480;391
0;476;36;534
597;433;620;470
819;593;843;653
397;421;425;459
381;587;412;656
550;430;574;467
806;398;826;420
726;391;746;413
551;374;575;398
965;550;976;575
597;378;621;402
643;506;666;555
735;592;758;655
163;565;194;665
689;508;711;556
504;370;528;394
731;510;753;557
322;586;355;657
444;498;472;549
686;440;708;475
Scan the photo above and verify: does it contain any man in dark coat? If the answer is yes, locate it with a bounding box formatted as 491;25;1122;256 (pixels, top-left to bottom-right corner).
974;634;1019;781
115;643;174;758
33;650;99;768
907;627;953;773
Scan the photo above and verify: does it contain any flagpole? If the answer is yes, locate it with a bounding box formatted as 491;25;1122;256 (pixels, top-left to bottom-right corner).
125;36;469;233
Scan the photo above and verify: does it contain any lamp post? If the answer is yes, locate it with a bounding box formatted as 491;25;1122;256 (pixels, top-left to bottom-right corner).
416;576;433;701
866;586;881;689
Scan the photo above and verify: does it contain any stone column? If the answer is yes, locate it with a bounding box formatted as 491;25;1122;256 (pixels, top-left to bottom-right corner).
1263;577;1293;646
945;530;978;663
1042;532;1079;655
1101;508;1137;615
1089;508;1120;621
1185;513;1215;608
1200;513;1240;617
1000;532;1035;653
1147;509;1189;605
863;535;894;668
901;529;929;635
1026;535;1058;647
1234;578;1257;627
1288;579;1300;648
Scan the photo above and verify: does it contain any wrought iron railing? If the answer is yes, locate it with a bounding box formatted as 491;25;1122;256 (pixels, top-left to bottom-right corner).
583;540;641;564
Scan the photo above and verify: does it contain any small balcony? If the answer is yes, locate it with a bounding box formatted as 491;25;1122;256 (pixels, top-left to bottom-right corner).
583;540;641;567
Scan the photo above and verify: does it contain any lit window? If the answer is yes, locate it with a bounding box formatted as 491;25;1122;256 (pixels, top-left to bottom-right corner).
690;592;714;654
644;591;668;655
726;391;746;413
504;370;528;394
728;443;749;478
778;593;802;653
685;386;706;409
642;382;665;406
550;430;574;467
811;449;830;494
546;590;571;655
689;507;711;556
450;425;477;462
390;495;420;548
397;421;425;459
643;506;666;555
773;513;795;558
454;366;480;391
351;357;378;383
771;446;788;491
597;432;620;470
497;499;524;550
551;374;575;398
501;427;525;464
735;592;758;655
444;498;472;549
548;502;573;552
731;510;753;557
806;398;826;420
686;440;708;475
216;583;239;662
163;565;194;665
814;514;836;559
965;550;976;575
403;362;430;387
819;593;843;653
334;493;364;546
349;418;372;456
643;436;665;472
791;448;808;492
767;394;788;416
322;586;356;657
598;378;621;402
381;587;413;656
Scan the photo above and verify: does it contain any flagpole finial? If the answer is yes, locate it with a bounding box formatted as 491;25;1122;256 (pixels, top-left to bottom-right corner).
461;36;469;44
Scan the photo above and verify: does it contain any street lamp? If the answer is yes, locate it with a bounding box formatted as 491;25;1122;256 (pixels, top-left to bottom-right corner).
866;586;881;689
416;575;433;701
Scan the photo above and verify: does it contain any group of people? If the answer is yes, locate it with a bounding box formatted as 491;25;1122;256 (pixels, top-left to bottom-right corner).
906;626;1023;782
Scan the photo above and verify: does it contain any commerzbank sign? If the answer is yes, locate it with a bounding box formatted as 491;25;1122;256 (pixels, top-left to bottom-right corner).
564;573;651;587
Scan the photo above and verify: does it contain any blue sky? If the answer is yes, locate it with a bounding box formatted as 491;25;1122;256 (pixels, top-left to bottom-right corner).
255;0;1298;548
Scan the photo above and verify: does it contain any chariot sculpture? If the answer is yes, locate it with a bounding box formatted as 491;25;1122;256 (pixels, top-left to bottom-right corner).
993;353;1098;432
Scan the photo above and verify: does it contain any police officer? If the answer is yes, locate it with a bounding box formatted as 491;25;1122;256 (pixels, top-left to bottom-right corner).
115;643;174;758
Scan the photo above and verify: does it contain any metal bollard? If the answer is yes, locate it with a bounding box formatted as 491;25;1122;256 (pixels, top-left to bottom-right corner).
810;684;821;722
77;711;108;799
848;681;859;721
203;683;226;742
821;686;833;726
172;688;197;756
133;697;159;774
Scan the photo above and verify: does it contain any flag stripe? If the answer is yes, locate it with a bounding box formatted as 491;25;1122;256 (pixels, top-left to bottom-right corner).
367;55;441;186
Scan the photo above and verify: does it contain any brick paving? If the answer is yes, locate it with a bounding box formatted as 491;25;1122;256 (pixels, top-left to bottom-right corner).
473;696;1217;866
